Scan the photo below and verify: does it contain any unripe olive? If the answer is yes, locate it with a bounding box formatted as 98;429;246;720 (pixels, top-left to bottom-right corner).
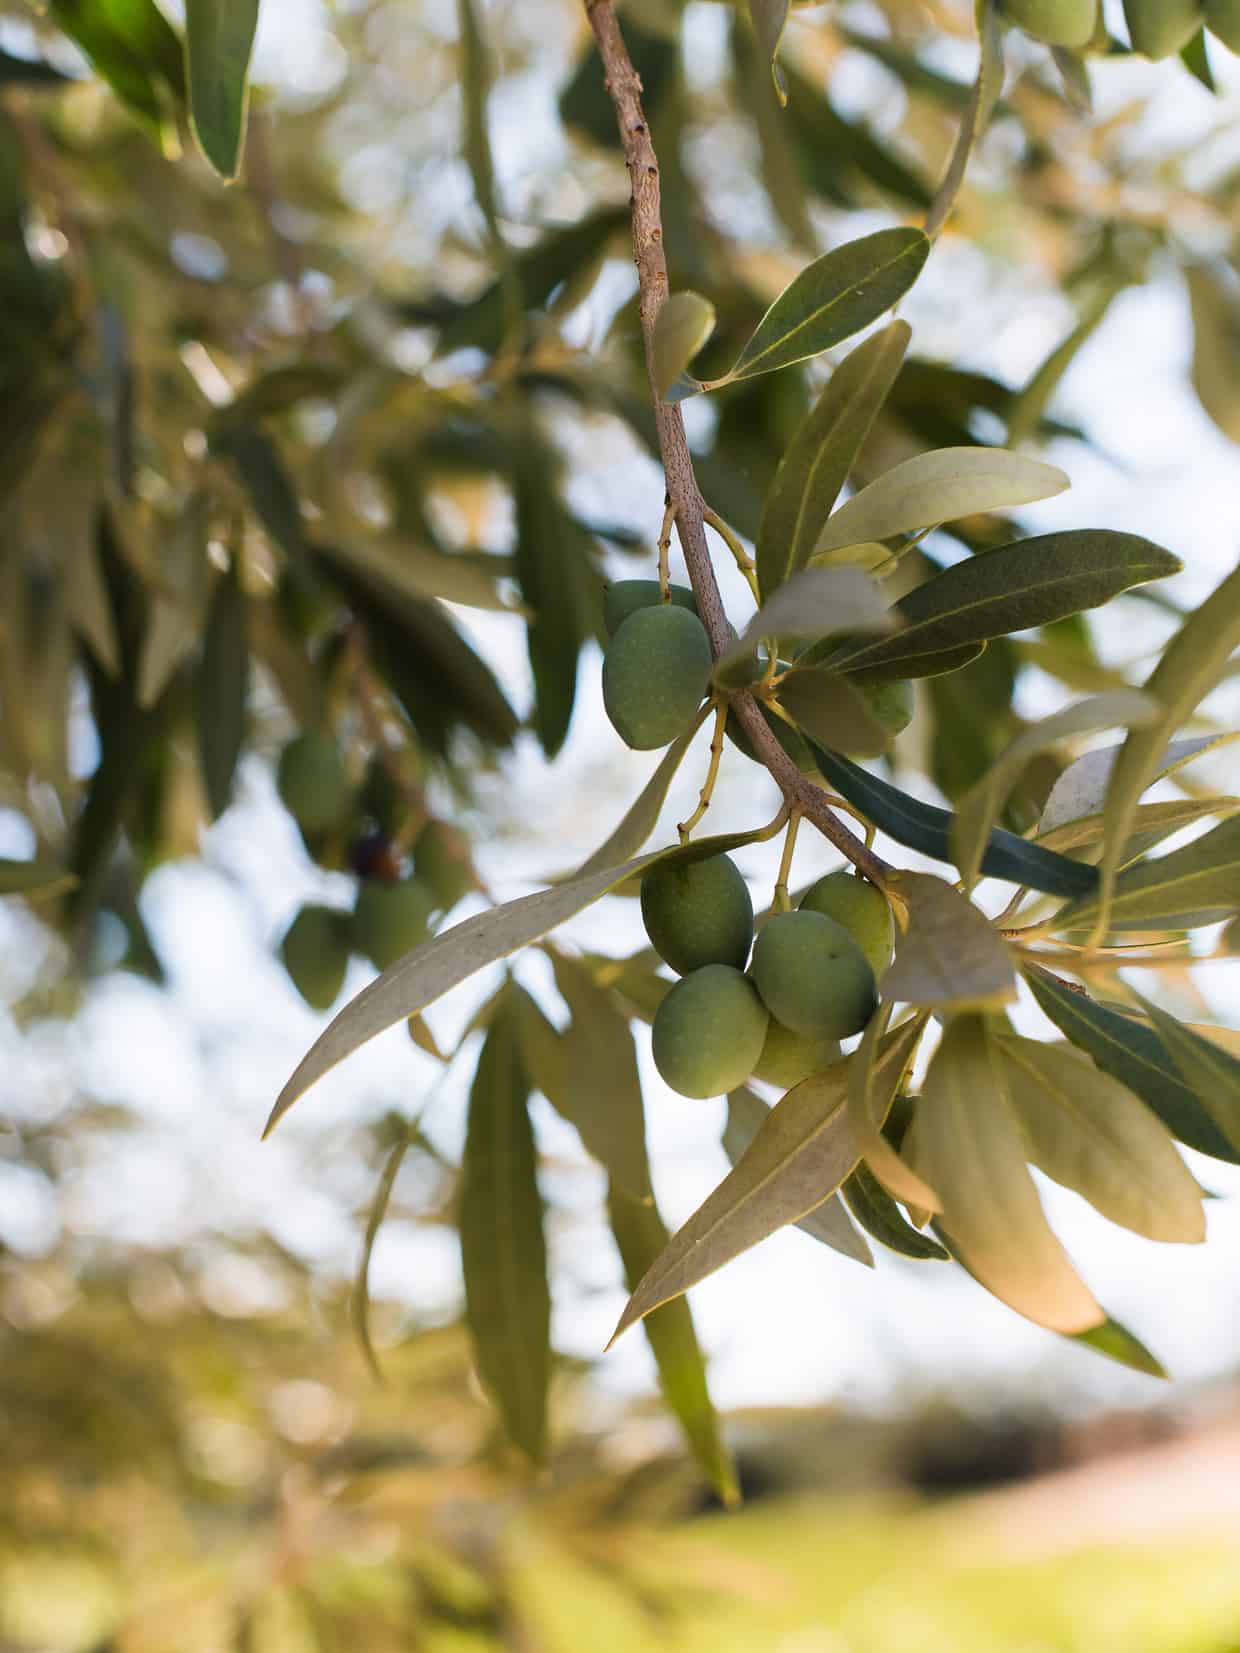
640;853;754;975
652;965;770;1099
602;605;712;751
753;1020;841;1089
799;870;895;982
851;673;914;744
750;910;876;1040
281;903;351;1010
1123;0;1203;57
277;732;350;834
414;819;474;912
1205;0;1240;50
352;877;435;971
1002;0;1098;46
603;580;699;638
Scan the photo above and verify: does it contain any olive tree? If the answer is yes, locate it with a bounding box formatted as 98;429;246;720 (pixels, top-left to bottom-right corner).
5;0;1240;1497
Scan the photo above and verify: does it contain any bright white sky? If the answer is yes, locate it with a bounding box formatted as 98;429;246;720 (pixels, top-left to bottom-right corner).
4;0;1240;1422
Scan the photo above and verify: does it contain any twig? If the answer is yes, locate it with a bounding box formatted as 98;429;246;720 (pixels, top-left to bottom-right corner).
583;0;890;888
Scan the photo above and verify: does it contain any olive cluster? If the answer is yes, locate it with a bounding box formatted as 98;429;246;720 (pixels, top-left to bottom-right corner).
1001;0;1240;57
274;732;474;1009
642;857;894;1099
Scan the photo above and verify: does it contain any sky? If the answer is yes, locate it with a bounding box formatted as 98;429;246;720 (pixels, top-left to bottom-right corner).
4;0;1240;1423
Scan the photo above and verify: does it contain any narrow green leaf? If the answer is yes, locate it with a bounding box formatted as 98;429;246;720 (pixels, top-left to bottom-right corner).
846;1008;938;1211
460;1001;550;1462
1062;814;1240;933
809;744;1099;898
1181;29;1217;95
779;669;893;758
512;986;567;1108
997;1034;1205;1242
1186;263;1240;446
610;1031;920;1338
211;424;304;555
952;691;1156;892
841;1161;949;1260
843;641;989;682
748;0;791;103
458;0;501;242
909;1016;1103;1334
548;956;652;1200
1006;281;1122;448
719;566;892;676
1096;564;1240;938
757;321;910;597
1036;797;1240;868
652;292;716;400
0;858;76;897
813;447;1068;560
1039;732;1240;833
723;1087;874;1267
568;709;707;880
807;531;1183;676
512;446;584;758
722;228;930;384
608;1183;738;1504
267;828;767;1135
1068;1317;1167;1380
925;0;1004;237
352;1124;411;1382
138;490;211;708
1023;965;1240;1163
883;872;1016;1009
49;0;186;131
185;0;260;180
196;557;247;820
1133;993;1240;1153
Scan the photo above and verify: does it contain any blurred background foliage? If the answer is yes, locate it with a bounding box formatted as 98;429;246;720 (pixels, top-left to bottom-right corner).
7;0;1240;1643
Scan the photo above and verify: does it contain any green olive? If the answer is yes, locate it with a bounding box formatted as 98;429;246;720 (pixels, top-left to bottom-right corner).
750;910;876;1041
276;733;350;834
652;965;770;1099
752;1020;841;1089
603;580;699;638
281;904;351;1010
640;854;754;975
352;878;436;972
602;605;713;751
799;870;894;982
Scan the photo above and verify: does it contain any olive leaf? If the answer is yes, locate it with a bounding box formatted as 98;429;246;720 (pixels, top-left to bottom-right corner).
909;1017;1104;1334
1039;731;1240;834
723;1087;874;1267
716;565;893;674
925;0;1004;238
459;999;551;1463
185;0;260;180
1131;991;1240;1154
651;292;717;400
842;1161;950;1260
882;872;1016;1010
757;320;910;598
608;1184;739;1504
846;1008;938;1212
779;669;893;758
1036;797;1240;869
997;1034;1205;1243
813;447;1068;561
0;858;76;897
195;557;248;820
267;826;771;1135
548;956;652;1201
805;531;1182;676
1060;814;1240;933
710;228;930;386
1096;563;1240;936
749;0;791;103
952;691;1156;891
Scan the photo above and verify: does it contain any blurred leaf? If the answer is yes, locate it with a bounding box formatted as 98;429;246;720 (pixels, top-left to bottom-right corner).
928;636;1016;803
757;321;910;598
882;872;1016;1010
1063;814;1240;932
460;999;550;1462
1006;279;1123;448
138;491;211;708
608;1183;739;1503
748;0;790;102
0;857;76;896
1039;732;1240;833
212;424;304;555
1024;966;1240;1163
459;0;501;243
1096;562;1240;935
814;448;1067;560
925;0;1004;238
808;744;1098;899
185;0;259;179
908;1016;1103;1334
837;26;975;110
511;439;585;757
1134;993;1240;1153
841;1160;949;1260
781;60;934;209
652;292;716;400
723;1086;874;1267
1186;264;1240;443
809;532;1182;676
1181;27;1216;92
719;565;892;675
352;1124;411;1382
1037;797;1240;868
719;229;929;385
559;17;675;146
195;557;247;820
268;828;769;1134
998;1034;1205;1242
547;957;652;1200
0;48;73;87
778;669;893;758
49;0;186;132
952;692;1155;891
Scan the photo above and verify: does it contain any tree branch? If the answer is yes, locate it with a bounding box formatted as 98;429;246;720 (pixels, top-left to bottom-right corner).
583;0;890;887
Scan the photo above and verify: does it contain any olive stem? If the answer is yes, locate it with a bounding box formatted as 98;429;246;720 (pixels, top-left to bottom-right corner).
703;506;761;605
678;698;729;840
582;0;891;889
772;810;803;913
657;497;675;599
